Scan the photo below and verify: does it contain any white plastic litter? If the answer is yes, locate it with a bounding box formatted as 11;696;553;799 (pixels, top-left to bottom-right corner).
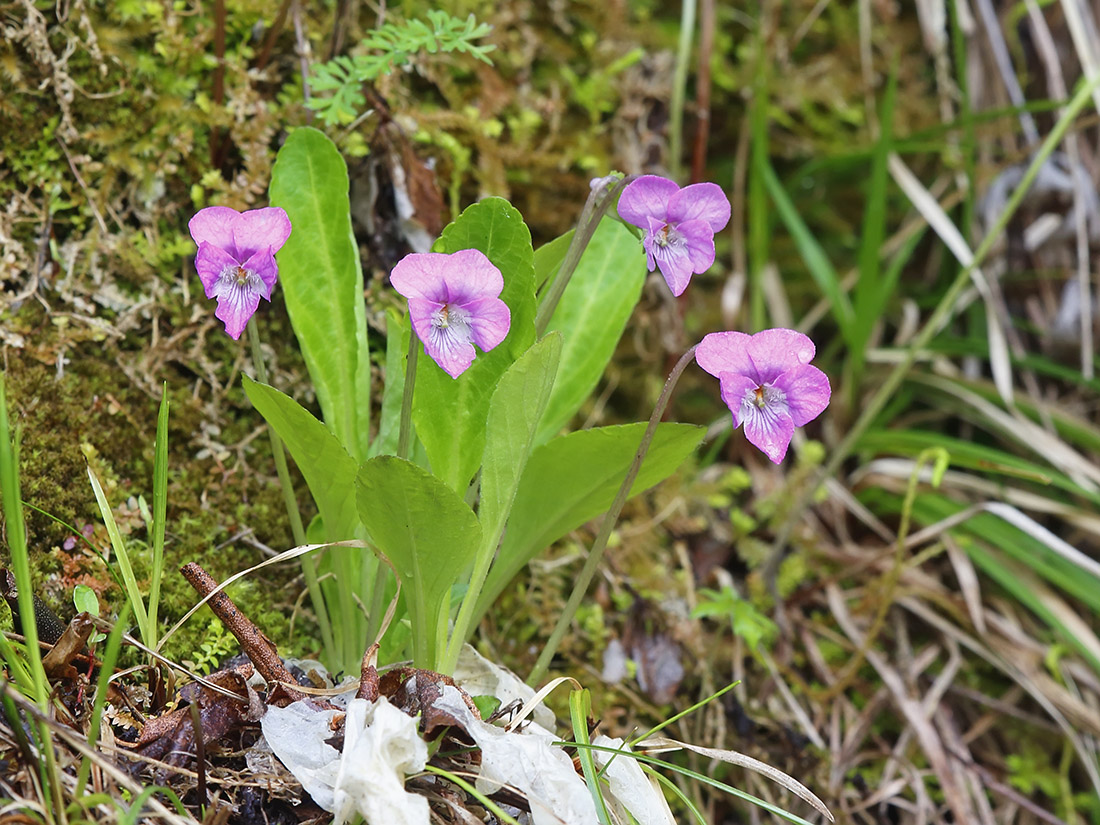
331;697;429;825
433;685;597;825
454;644;556;730
592;735;676;825
260;700;343;811
260;698;429;825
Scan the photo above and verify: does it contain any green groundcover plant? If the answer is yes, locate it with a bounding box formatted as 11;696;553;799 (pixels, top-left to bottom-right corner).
187;127;831;680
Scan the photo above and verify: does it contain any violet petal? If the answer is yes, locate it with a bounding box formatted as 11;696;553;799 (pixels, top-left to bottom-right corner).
194;242;238;298
773;364;831;427
677;219;716;274
740;400;795;464
695;331;756;381
746;329;816;384
618;175;679;228
233;207;292;260
209;277;262;340
189;207;240;256
240;247;278;296
667;182;731;232
463;297;511;353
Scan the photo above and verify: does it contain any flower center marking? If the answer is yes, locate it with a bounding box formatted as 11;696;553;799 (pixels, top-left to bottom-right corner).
430;303;473;349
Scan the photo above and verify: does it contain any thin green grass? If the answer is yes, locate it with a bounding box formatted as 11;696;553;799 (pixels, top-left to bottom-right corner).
84;387;174;653
568;689;612;825
0;376;63;825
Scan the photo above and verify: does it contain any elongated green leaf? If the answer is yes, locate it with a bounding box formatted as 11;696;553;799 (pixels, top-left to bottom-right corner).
413;198;536;492
762;162;853;335
148;383;169;641
538;218;646;443
370;308;411;458
270;127;371;461
479;333;562;552
533;229;573;291
356;456;481;668
857;429;1100;507
850;65;896;379
87;466;151;643
476;422;704;620
243;376;360;541
443;334;562;670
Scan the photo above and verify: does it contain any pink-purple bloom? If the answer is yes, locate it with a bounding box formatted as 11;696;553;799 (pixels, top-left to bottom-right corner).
188;206;291;340
696;329;831;464
390;249;511;379
617;175;731;296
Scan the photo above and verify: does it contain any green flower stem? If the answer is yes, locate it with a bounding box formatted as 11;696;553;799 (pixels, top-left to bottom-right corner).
247;320;334;657
397;327;419;461
527;345;699;686
535;175;634;336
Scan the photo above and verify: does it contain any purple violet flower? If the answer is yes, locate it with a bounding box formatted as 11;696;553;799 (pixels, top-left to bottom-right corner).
188;206;292;340
617;175;731;297
390;249;511;379
696;329;831;464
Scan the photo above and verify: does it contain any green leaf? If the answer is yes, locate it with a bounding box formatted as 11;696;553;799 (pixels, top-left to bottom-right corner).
443;334;562;670
476;422;703;620
356;456;481;669
479;333;562;554
533;229;574;291
270;127;371;461
538;218;646;443
370;308;410;458
242;376;360;541
413;197;536;492
73;585;99;617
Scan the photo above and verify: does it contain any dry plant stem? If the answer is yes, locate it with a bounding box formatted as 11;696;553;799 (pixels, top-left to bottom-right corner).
189;702;208;810
763;75;1100;609
690;0;715;183
254;0;293;72
534;175;634;336
247;321;334;657
527;346;699;686
180;562;306;702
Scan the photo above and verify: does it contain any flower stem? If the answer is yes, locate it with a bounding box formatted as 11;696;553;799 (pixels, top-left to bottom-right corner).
397;327;419;460
534;175;634;337
527;345;698;686
247;320;334;658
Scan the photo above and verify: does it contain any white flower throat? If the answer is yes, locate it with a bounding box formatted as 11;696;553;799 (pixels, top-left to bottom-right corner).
223;264;258;289
430;303;473;351
654;224;684;249
745;383;786;413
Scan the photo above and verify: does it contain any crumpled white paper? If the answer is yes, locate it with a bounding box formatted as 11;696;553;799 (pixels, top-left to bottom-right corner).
454;644;556;730
260;698;429;825
592;735;676;825
260;700;343;810
433;685;597;825
332;697;429;825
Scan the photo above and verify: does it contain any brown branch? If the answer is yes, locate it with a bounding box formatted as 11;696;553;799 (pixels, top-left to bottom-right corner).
179;562;305;703
254;0;293;73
